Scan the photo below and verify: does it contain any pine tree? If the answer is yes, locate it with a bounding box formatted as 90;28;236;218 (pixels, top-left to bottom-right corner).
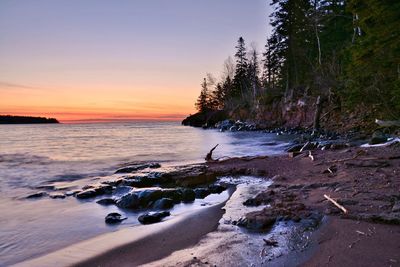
232;37;249;99
195;78;210;112
345;0;400;117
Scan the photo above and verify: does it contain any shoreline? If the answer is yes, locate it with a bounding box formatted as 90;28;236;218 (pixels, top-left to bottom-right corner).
13;188;234;267
11;141;400;267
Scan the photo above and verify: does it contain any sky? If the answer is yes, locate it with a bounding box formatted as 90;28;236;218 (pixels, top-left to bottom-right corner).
0;0;272;122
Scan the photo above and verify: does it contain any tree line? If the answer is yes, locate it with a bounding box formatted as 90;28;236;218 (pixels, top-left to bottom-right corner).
195;0;399;120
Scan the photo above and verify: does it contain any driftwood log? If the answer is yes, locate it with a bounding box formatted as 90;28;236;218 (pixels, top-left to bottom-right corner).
324;194;348;214
205;144;219;161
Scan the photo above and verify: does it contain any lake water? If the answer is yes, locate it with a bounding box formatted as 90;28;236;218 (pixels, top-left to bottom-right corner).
0;121;295;266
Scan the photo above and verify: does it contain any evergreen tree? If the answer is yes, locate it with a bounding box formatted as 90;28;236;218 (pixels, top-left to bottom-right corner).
195;78;210;112
346;0;400;117
232;37;250;99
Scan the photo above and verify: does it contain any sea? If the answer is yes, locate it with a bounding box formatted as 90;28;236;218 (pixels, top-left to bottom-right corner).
0;121;295;266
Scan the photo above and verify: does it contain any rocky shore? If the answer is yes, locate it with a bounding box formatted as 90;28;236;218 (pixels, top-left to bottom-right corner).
20;136;400;266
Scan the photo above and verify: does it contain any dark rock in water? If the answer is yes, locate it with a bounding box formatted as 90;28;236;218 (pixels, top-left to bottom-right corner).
26;191;48;199
208;184;226;194
162;189;183;203
194;188;210;199
97;198;116;206
369;131;388;145
102;179;123;187
153;198;174;209
115;163;161;174
138;211;170;224
76;184;113;199
49;194;66;199
138;189;164;207
116;192;140;209
181;189;196;202
113;186;134;196
76;189;98;199
105;212;127;224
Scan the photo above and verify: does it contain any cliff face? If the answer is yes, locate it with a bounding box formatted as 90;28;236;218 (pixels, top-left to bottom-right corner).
183;96;382;134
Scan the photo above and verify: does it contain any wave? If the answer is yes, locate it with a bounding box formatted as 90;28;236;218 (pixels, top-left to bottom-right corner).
0;153;53;166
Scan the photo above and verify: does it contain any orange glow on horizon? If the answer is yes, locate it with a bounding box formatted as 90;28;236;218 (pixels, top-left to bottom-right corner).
0;83;198;123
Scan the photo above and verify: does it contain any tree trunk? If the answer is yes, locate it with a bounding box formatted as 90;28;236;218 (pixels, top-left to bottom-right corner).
313;95;324;130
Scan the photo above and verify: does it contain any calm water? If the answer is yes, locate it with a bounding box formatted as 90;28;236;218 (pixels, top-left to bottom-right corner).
0;121;294;266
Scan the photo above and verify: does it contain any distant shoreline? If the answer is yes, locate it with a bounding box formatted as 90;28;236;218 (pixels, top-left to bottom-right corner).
0;115;59;124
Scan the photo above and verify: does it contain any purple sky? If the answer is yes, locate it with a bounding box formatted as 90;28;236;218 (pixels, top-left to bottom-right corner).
0;0;272;121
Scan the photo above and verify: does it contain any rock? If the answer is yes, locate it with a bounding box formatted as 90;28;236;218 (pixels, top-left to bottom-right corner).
138;189;164;207
105;213;127;224
208;184;226;194
162;189;183;203
76;189;98;199
49;194;66;199
115;162;161;174
26;191;48;199
181;189;196;202
138;211;170;224
65;190;80;196
369;131;388;145
113;186;134;196
153;198;174;209
116;192;140;209
194;188;210;199
76;184;113;199
97;198;116;206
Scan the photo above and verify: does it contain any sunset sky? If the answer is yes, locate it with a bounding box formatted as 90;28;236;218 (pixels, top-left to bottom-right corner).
0;0;271;122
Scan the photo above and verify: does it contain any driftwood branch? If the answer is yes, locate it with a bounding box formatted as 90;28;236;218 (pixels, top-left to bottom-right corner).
205;144;219;161
324;194;348;214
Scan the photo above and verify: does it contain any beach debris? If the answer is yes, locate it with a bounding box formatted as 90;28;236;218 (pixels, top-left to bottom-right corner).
138;211;170;224
263;238;279;247
105;212;127;224
205;144;219;161
322;165;337;175
324;194;348;214
356;230;366;236
308;151;315;161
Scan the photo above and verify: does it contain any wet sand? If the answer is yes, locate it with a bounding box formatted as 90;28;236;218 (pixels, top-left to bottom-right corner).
13;194;231;267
